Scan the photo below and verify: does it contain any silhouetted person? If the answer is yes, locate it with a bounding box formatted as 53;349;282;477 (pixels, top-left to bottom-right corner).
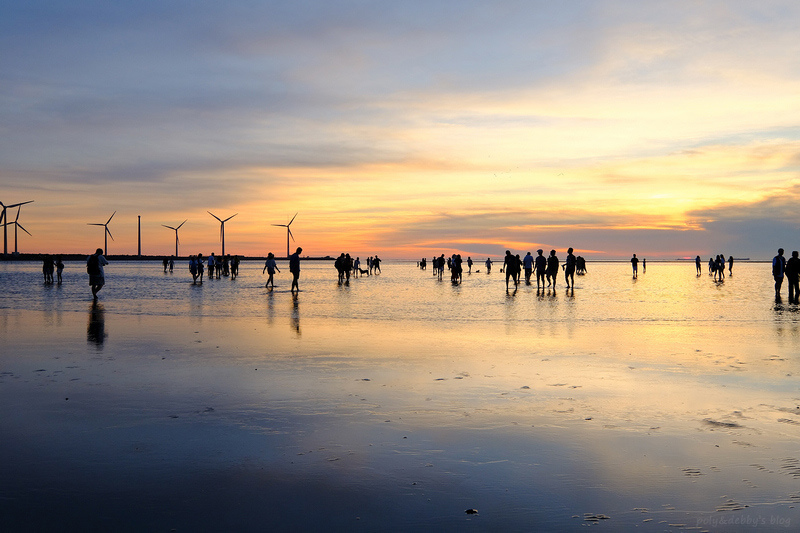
576;256;587;274
55;257;64;284
189;255;199;284
86;248;109;299
696;255;702;275
163;257;169;272
290;247;302;292
728;255;734;276
467;256;473;273
715;255;725;281
485;257;492;273
523;252;534;284
169;256;174;272
197;253;205;284
207;253;216;279
263;252;280;288
546;250;559;287
786;251;800;304
503;250;514;289
773;248;786;299
535;249;547;289
42;255;55;284
372;255;381;274
231;255;240;279
630;254;638;278
564;247;576;288
642;258;646;273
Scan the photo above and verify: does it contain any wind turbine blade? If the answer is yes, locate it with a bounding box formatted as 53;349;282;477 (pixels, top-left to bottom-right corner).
18;223;32;237
162;224;176;230
14;208;20;222
107;211;116;224
88;223;104;226
6;201;33;209
288;212;298;226
208;211;222;222
177;220;187;229
223;213;237;223
272;224;287;228
288;228;295;242
106;227;115;241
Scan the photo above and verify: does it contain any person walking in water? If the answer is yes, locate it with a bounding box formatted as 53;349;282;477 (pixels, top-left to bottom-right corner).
546;250;559;288
534;249;547;289
631;254;639;278
523;252;534;284
563;247;576;289
263;252;280;288
290;247;302;292
773;248;786;299
467;256;473;274
728;255;734;276
86;248;109;299
503;250;514;290
695;255;702;275
485;257;492;274
786;251;800;304
56;257;64;284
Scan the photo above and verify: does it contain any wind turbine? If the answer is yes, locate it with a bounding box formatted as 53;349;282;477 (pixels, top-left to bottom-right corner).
1;200;33;256
88;211;115;255
162;220;187;257
272;213;297;259
208;211;237;257
3;206;32;254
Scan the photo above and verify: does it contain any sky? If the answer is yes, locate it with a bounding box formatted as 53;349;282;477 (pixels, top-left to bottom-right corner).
2;0;799;259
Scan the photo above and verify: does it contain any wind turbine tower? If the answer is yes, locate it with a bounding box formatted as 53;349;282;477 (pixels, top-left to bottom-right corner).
88;211;116;255
272;213;298;259
5;206;32;255
208;211;237;257
162;220;187;257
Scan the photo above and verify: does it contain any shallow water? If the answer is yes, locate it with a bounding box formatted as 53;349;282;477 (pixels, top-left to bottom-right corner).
1;260;799;531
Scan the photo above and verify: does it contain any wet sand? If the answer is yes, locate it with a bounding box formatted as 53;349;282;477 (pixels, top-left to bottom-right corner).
1;262;799;531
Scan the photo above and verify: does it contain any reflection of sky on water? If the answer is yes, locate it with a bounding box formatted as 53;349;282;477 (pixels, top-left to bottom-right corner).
1;261;799;530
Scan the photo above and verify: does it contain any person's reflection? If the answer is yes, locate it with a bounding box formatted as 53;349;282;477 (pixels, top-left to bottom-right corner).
290;293;301;336
87;301;106;348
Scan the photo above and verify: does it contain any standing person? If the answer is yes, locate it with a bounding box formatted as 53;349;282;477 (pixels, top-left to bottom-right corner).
715;255;725;281
642;258;646;273
42;256;53;284
502;250;514;290
262;252;280;288
485;257;492;274
631;254;639;278
534;249;546;289
289;247;302;292
773;248;786;299
564;248;576;289
169;256;174;272
163;257;169;272
523;252;534;284
207;253;216;279
86;248;109;299
696;255;702;275
467;256;473;274
372;255;382;274
55;257;64;284
546;250;559;287
231;255;240;279
189;255;198;284
786;251;800;304
728;255;734;276
197;253;205;284
353;256;361;278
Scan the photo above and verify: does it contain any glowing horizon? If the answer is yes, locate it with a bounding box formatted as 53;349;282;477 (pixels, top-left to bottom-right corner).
2;1;799;260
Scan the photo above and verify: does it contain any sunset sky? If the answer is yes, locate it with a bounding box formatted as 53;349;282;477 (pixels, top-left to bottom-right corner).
2;1;799;259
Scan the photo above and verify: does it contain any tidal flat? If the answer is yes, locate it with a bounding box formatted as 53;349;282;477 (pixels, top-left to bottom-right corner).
1;260;799;531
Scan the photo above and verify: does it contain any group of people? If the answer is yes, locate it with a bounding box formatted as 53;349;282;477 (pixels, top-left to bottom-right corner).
504;249;582;290
772;248;800;303
696;254;733;280
41;255;65;284
185;253;242;284
332;254;382;283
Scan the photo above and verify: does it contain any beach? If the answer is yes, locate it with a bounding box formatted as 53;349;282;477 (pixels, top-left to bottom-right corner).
1;260;799;531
